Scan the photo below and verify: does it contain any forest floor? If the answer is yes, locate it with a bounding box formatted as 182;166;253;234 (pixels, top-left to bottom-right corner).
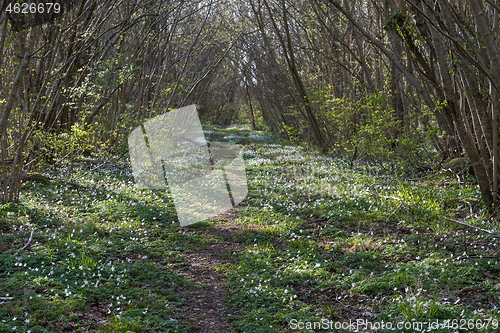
1;125;500;332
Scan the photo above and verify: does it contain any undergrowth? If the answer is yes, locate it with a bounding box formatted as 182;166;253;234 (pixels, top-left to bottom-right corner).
1;126;500;332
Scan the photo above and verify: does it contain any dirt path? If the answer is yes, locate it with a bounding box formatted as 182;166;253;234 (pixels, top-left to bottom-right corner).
178;210;249;332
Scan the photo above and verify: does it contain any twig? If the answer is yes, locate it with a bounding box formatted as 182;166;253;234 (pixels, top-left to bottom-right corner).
386;202;403;222
456;255;500;260
444;217;500;239
366;187;405;202
378;194;403;201
14;229;34;256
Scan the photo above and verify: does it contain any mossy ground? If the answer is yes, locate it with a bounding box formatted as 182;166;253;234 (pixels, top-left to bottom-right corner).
1;126;500;332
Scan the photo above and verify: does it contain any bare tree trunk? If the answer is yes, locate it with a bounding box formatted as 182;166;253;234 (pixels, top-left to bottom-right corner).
246;84;256;130
0;30;33;202
263;0;328;154
431;22;493;207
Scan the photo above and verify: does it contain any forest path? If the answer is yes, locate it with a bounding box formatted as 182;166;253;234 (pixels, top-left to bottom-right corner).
176;210;251;332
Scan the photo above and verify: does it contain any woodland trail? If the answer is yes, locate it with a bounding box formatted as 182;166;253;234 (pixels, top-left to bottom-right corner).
177;211;247;332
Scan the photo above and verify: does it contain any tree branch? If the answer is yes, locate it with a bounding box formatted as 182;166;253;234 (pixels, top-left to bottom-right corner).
14;229;35;256
444;217;500;238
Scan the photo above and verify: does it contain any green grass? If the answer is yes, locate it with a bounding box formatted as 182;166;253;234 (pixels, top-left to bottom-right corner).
1;127;500;332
